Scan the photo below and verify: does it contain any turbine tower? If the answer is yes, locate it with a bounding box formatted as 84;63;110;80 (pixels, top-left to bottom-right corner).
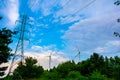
75;46;81;62
47;52;52;70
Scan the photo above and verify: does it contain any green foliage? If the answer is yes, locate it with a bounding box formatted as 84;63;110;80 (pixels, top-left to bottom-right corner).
76;59;90;75
76;53;105;76
102;57;113;78
56;61;76;78
0;28;15;64
0;28;15;76
90;53;105;68
11;53;120;80
114;1;120;5
114;1;120;38
41;71;59;80
113;65;120;80
67;71;88;80
114;32;120;37
89;71;107;80
25;57;37;66
1;76;13;80
13;57;44;79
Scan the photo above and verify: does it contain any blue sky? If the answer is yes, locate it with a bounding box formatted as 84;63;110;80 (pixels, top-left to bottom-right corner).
0;0;120;69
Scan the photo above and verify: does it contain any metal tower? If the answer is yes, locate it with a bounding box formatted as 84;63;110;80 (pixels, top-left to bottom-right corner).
75;46;81;62
47;52;52;70
8;15;30;75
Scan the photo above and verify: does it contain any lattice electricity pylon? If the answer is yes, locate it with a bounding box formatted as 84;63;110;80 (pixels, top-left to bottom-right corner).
8;15;31;75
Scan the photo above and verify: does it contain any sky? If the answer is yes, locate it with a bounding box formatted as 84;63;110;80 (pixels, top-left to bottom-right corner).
0;0;120;70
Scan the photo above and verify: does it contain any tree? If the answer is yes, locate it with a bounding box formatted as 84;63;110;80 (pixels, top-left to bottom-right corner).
114;0;120;37
11;53;120;79
56;61;76;78
89;71;107;80
76;59;90;76
114;32;120;37
78;53;105;76
0;28;15;76
41;70;59;80
67;71;88;80
111;56;120;80
103;57;113;78
113;65;120;80
13;57;44;79
89;53;105;71
114;1;120;5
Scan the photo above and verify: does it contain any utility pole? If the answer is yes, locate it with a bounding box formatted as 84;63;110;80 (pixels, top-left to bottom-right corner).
8;15;30;75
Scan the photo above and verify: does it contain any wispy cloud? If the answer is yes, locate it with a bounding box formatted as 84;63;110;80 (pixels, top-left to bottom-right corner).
22;45;68;69
54;0;120;24
5;45;68;74
94;40;120;54
28;0;40;12
24;51;68;70
28;0;59;16
62;11;120;57
1;0;19;28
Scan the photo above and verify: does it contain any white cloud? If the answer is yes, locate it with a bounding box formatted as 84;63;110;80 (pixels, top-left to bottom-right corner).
28;0;40;12
59;15;81;24
27;0;120;25
28;0;58;16
55;0;89;17
31;45;57;52
1;0;19;27
24;51;68;70
62;11;120;57
31;45;43;51
29;17;35;21
53;0;120;24
94;47;105;53
24;45;69;69
107;40;120;47
0;45;68;78
0;60;19;78
94;40;120;57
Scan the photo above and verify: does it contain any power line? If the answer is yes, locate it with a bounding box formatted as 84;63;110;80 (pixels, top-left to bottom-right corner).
0;15;30;78
22;0;28;14
62;0;72;8
74;0;96;16
25;0;38;15
13;0;97;52
39;0;96;36
30;0;97;49
22;0;73;42
62;0;96;23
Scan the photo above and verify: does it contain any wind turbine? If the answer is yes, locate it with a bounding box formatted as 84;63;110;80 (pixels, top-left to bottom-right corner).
47;52;52;70
75;46;81;62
